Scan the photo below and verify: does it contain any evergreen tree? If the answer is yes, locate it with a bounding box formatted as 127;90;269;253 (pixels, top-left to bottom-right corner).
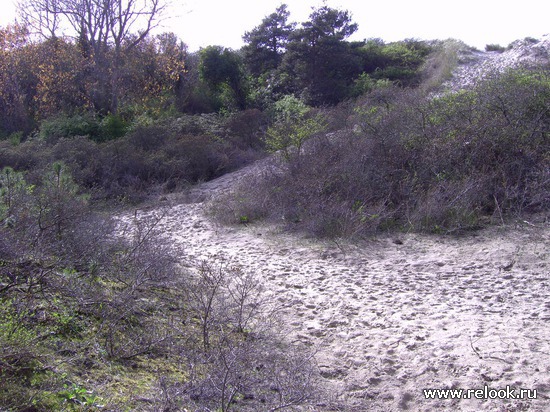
284;6;362;105
199;46;247;110
242;4;295;76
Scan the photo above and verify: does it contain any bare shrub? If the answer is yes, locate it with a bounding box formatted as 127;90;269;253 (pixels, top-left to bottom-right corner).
225;108;269;149
179;258;319;411
217;66;550;237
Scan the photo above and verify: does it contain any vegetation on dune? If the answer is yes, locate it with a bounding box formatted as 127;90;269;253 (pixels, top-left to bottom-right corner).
0;163;318;410
1;0;549;409
220;67;549;237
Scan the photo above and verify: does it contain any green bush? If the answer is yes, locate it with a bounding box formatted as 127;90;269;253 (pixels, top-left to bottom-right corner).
485;44;506;52
100;114;128;140
39;113;101;143
265;112;327;161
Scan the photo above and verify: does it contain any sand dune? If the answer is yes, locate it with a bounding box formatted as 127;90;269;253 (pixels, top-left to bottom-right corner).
125;159;549;411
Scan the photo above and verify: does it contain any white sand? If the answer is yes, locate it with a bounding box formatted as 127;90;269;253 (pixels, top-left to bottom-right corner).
116;37;550;410
123;159;549;411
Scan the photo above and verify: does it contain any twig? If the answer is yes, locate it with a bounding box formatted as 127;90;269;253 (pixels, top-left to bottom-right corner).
493;195;505;225
470;336;483;359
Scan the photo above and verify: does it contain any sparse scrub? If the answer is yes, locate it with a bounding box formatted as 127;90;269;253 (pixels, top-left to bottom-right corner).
180;258;318;411
420;39;465;91
0;162;319;410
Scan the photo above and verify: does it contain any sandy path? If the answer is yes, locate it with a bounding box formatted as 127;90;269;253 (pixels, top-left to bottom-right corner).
127;160;549;411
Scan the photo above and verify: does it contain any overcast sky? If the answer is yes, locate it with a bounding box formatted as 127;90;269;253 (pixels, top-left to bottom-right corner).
1;0;549;51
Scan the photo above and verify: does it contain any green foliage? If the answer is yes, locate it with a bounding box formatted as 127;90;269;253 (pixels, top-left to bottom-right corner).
39;112;131;143
283;6;362;105
265;102;327;160
370;40;432;85
0;299;38;349
485;43;506;52
301;5;358;41
351;73;391;96
100;114;128;140
36;161;88;240
242;4;295;76
1;131;24;146
57;383;103;408
0;166;31;223
39;113;101;143
271;94;309;120
199;46;247;110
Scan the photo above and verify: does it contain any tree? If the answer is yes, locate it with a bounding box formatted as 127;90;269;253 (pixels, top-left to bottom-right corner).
18;0;168;114
36;161;88;241
284;6;361;105
242;4;295;76
199;46;247;110
33;37;91;118
119;32;186;115
17;0;62;40
300;5;358;42
0;24;35;135
0;167;29;225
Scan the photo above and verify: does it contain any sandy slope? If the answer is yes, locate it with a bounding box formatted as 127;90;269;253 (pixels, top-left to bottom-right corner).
112;36;550;411
442;34;550;92
125;158;549;412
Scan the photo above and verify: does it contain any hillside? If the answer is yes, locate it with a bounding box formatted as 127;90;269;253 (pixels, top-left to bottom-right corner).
115;36;550;410
443;35;550;92
1;32;549;411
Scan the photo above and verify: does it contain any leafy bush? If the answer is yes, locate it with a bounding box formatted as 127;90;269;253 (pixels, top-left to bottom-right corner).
265;112;327;162
39;112;101;143
100;113;128;140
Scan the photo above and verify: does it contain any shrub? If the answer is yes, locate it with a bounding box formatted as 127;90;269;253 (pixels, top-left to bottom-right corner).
179;259;318;411
39;112;101;143
99;113;128;140
485;43;506;52
224;109;268;149
3;108;266;203
265;113;327;161
216;66;550;237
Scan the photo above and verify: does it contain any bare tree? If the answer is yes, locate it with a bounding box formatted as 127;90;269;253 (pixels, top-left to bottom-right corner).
17;0;62;39
17;0;168;113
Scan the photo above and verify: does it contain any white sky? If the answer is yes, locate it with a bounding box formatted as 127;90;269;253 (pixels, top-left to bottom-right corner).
1;0;549;51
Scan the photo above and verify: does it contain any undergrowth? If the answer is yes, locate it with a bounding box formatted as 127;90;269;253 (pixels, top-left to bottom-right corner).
0;164;318;411
212;66;550;237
